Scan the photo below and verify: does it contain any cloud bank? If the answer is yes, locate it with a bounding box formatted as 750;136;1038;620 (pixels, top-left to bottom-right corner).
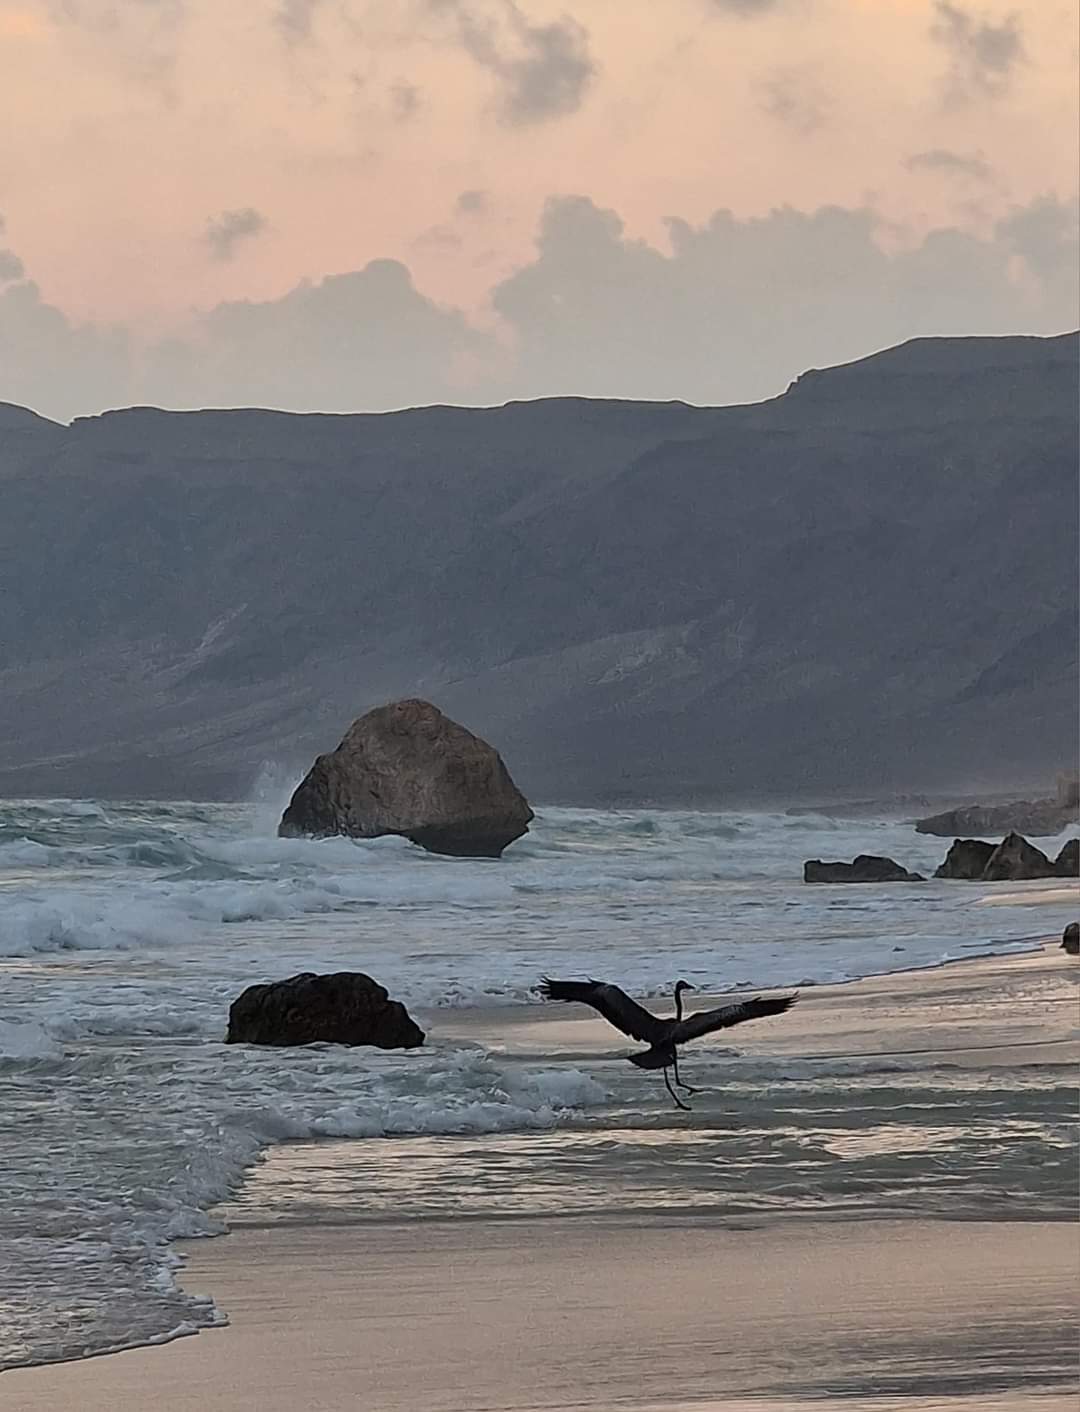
1;194;1076;421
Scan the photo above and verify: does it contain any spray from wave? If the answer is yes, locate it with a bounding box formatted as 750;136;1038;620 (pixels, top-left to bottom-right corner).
246;761;306;841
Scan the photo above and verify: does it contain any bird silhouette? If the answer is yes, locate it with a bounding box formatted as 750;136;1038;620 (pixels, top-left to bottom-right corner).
539;976;797;1109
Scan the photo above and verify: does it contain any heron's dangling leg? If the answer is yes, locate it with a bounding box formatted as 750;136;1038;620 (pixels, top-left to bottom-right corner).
663;1066;691;1111
672;1052;701;1095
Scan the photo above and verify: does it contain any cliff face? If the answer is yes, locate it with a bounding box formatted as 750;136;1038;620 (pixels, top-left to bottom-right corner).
0;332;1076;803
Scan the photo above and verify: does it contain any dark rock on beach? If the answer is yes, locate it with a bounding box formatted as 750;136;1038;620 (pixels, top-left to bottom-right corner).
980;832;1056;882
226;972;425;1049
804;855;924;884
279;699;533;858
934;838;996;880
1053;839;1079;878
1061;922;1079;955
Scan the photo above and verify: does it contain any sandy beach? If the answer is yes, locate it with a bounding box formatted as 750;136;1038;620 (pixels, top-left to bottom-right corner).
8;1217;1077;1412
7;942;1078;1411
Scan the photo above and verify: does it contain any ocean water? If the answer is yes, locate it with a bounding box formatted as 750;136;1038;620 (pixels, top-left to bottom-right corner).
0;796;1076;1371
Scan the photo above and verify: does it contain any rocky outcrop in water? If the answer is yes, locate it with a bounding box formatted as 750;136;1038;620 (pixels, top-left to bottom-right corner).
934;839;997;880
932;833;1076;880
803;855;924;884
1061;922;1079;955
980;832;1056;882
1053;839;1079;878
279;699;533;858
225;972;425;1048
915;798;1078;839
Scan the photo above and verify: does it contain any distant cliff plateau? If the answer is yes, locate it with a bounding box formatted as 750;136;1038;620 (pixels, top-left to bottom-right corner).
1;331;1076;804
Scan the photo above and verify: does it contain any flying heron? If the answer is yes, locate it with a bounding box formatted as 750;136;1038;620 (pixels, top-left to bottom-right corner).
538;976;797;1110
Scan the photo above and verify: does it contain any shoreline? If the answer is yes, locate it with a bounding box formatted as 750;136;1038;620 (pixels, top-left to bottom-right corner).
427;936;1078;1064
6;940;1078;1406
8;1218;1078;1410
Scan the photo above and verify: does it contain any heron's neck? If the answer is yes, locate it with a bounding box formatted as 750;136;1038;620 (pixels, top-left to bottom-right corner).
674;986;684;1020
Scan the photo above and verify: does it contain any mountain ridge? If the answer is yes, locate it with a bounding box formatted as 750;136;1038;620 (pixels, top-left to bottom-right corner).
2;331;1076;803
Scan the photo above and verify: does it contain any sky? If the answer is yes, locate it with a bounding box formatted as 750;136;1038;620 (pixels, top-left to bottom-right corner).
1;0;1077;420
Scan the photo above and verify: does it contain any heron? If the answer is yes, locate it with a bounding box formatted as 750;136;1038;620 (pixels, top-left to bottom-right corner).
538;976;797;1110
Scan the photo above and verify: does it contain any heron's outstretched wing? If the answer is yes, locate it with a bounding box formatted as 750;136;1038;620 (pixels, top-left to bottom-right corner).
538;977;667;1045
671;993;797;1045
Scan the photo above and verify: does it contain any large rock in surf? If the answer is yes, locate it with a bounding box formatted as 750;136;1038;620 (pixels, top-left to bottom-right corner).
225;972;425;1048
980;832;1055;882
1061;922;1079;956
804;855;924;884
1053;839;1079;878
279;699;533;858
934;838;996;880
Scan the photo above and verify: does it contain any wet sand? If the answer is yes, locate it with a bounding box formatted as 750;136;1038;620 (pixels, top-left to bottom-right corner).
7;1218;1077;1411
8;943;1079;1410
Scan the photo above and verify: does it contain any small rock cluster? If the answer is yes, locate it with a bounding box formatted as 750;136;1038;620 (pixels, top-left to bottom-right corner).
804;832;1078;884
936;833;1077;882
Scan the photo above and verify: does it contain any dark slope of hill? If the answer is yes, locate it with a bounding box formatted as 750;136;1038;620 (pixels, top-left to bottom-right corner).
0;332;1076;802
